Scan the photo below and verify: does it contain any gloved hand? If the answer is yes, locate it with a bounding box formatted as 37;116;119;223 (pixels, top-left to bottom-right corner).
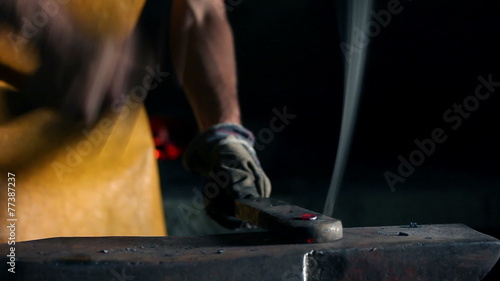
183;123;271;228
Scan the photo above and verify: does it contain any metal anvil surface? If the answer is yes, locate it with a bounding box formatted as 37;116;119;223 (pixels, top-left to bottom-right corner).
1;224;499;281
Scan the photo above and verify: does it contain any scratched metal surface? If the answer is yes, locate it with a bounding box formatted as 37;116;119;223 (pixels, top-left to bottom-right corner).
1;224;499;281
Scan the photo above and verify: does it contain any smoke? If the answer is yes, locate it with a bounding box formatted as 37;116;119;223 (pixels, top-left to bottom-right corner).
323;0;373;216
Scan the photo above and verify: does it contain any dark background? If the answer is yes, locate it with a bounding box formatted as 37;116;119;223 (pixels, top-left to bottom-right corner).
143;0;500;278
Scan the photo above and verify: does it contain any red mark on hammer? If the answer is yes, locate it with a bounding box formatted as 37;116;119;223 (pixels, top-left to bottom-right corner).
301;214;317;220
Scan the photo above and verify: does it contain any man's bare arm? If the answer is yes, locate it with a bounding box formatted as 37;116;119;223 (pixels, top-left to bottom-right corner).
171;0;271;228
170;0;241;132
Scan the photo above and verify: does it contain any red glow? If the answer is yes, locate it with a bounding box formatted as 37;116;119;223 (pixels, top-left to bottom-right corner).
306;238;315;243
165;143;182;159
301;214;317;220
149;115;190;161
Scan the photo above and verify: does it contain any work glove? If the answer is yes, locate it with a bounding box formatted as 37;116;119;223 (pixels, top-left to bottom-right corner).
183;123;271;228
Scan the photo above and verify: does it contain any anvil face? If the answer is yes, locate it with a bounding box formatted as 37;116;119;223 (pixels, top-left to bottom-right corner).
1;224;499;281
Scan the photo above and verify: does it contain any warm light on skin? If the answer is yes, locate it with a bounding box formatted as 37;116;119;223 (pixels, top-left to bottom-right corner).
170;0;241;133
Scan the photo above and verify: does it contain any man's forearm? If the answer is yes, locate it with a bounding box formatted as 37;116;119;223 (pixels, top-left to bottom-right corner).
170;0;241;132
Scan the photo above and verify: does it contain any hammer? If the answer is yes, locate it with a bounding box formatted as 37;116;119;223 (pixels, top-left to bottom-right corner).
235;198;343;243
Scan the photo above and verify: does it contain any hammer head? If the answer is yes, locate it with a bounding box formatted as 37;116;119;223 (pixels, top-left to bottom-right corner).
235;198;343;243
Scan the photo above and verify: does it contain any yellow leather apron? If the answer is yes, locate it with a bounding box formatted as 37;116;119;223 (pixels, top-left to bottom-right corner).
0;0;167;242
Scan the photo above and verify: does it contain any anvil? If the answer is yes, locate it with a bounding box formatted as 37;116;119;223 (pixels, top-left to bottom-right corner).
1;199;499;281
